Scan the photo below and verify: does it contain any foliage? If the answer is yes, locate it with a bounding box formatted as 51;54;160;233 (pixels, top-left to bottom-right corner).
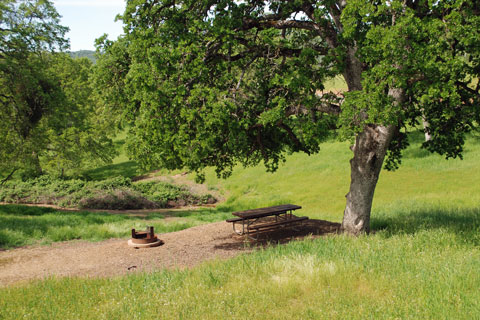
39;53;117;177
93;1;480;233
340;0;480;163
0;0;116;180
95;0;480;180
94;1;341;178
0;175;216;209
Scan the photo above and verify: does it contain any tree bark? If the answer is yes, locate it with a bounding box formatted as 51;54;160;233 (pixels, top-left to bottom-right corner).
341;124;396;235
341;86;405;235
422;114;432;141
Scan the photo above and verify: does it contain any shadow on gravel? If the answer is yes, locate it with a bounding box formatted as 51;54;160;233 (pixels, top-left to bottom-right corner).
214;219;341;251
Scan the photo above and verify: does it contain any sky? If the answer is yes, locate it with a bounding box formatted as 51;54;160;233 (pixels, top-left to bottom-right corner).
53;0;126;51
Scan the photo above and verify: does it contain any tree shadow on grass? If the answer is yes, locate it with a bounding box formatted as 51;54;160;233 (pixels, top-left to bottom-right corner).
0;205;57;216
0;205;134;230
83;161;140;181
402;130;433;159
371;206;480;245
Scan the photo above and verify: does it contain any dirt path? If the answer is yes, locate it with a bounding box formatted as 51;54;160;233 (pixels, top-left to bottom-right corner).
0;219;340;287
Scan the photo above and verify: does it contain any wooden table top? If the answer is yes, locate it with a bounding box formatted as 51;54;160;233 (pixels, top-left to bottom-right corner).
232;204;302;219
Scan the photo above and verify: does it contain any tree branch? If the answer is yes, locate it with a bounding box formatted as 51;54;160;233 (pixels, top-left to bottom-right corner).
0;168;17;186
241;17;320;33
277;121;309;153
285;101;342;117
205;45;309;64
328;2;343;32
301;3;339;48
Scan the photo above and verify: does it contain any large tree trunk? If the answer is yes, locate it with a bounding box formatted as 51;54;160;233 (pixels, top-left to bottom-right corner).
341;46;403;235
341;124;396;235
341;86;404;235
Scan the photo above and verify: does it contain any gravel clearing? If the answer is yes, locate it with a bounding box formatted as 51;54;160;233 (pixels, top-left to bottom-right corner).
0;219;340;287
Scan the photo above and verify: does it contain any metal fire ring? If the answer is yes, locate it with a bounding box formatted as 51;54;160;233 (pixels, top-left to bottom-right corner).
128;226;164;248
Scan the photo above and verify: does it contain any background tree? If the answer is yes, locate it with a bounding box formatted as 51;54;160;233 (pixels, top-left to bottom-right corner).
0;0;116;180
95;0;480;234
40;53;117;177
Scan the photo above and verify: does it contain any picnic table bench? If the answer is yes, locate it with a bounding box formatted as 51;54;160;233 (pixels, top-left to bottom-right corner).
226;204;308;239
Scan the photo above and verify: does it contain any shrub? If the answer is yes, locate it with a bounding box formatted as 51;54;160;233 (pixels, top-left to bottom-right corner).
93;176;132;190
78;190;159;210
0;175;216;210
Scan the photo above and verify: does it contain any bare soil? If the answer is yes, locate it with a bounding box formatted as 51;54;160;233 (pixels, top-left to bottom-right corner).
0;219;340;287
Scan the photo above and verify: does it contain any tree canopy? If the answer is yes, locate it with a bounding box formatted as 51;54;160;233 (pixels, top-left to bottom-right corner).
95;0;480;234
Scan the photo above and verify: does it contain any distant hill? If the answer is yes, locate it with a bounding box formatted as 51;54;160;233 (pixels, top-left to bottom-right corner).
69;50;96;63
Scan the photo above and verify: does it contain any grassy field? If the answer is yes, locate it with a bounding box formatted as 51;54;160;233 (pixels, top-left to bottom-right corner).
1;130;480;319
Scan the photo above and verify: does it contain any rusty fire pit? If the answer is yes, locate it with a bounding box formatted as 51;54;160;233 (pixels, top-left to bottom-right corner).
128;226;164;248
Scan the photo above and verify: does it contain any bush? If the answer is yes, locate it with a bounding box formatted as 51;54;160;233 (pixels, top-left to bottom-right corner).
0;175;216;210
93;176;132;190
78;190;159;210
133;181;188;201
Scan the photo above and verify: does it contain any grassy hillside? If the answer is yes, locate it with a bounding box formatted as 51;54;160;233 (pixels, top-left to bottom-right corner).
204;131;480;223
82;131;141;180
1;130;480;319
69;50;96;63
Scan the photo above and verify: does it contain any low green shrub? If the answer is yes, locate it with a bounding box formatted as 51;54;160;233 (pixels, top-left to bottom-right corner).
78;189;158;210
93;176;132;190
132;181;215;206
0;176;216;210
132;181;187;201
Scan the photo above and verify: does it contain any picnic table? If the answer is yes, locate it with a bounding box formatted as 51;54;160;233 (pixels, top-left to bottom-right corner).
226;204;308;239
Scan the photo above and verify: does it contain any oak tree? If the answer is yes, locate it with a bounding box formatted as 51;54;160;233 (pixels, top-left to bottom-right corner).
96;0;480;234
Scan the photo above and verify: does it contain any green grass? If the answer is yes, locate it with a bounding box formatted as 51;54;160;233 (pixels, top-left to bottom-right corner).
1;211;479;319
1;130;480;319
82;133;141;180
204;130;480;223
